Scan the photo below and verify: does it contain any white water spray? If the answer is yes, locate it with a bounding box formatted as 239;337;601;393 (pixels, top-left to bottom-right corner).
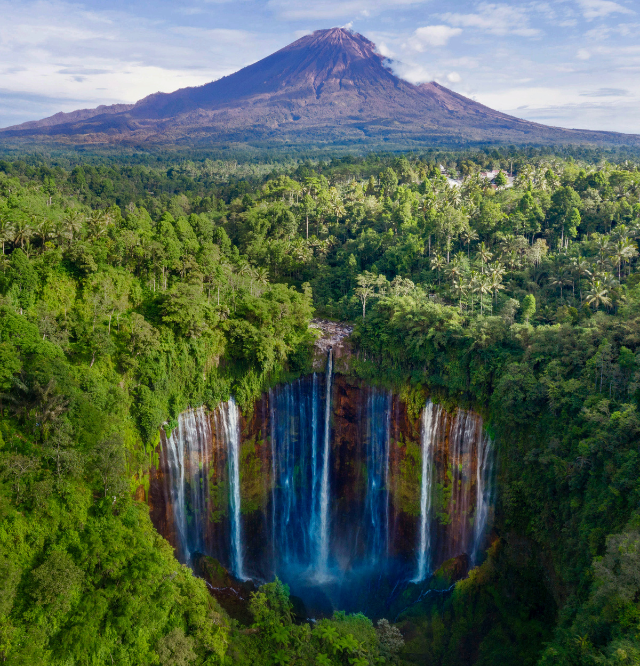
414;401;440;582
472;434;494;564
317;350;333;576
221;398;245;580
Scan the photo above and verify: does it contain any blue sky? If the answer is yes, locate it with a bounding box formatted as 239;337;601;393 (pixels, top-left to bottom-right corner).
1;0;639;134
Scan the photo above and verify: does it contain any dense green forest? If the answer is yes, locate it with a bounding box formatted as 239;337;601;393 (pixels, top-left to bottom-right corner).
1;146;639;665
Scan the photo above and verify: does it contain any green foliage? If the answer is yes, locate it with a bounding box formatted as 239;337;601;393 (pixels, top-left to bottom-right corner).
0;161;316;665
1;148;640;666
521;294;536;323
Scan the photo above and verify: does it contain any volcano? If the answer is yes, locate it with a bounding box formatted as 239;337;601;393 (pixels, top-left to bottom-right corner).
2;27;638;148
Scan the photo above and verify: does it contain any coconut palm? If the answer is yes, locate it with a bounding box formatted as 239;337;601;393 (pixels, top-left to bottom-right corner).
571;256;592;303
446;186;462;209
593;234;610;262
472;274;491;315
22;240;35;259
87;210;113;240
12;217;33;249
460;227;478;258
476;242;493;274
63;209;85;244
36;217;55;247
328;188;346;224
549;268;570;301
451;277;467;311
430;254;445;285
488;263;505;306
609;237;638;280
586;279;612;311
467;271;480;313
447;255;465;285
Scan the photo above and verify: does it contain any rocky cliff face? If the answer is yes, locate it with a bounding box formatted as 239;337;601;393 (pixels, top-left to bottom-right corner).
149;373;493;617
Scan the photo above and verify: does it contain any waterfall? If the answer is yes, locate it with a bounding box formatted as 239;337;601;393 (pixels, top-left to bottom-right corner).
414;401;440;582
472;434;494;564
220;398;245;580
310;373;320;559
162;407;212;564
317;349;333;576
448;410;477;558
268;376;322;572
164;418;187;560
364;388;392;562
414;402;494;581
269;388;276;560
155;375;495;606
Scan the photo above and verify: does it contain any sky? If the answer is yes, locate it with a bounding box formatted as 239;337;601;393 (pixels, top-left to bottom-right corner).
1;0;639;134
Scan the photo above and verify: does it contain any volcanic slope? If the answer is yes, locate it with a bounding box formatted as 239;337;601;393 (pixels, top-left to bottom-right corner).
2;28;639;148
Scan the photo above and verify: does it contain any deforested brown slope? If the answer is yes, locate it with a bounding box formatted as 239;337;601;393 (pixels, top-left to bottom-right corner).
2;28;639;147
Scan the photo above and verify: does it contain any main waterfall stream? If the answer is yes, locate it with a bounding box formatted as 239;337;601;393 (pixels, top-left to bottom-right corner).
153;367;494;615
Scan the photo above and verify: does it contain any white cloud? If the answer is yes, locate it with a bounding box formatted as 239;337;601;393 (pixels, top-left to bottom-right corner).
375;42;395;58
577;48;591;59
441;3;542;37
391;61;432;84
447;71;461;82
576;0;635;20
407;25;462;51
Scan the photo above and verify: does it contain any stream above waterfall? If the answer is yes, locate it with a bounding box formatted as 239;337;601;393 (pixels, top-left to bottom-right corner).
149;371;495;617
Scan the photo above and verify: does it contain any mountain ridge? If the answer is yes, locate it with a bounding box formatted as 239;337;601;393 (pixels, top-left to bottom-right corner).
2;27;639;148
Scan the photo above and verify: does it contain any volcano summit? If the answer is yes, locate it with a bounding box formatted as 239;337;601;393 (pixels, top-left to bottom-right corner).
2;27;638;148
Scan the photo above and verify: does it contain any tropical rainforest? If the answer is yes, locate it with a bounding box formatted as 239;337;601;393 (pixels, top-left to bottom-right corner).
0;145;640;666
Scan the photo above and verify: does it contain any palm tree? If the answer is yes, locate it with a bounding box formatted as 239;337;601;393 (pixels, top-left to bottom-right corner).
609;238;638;280
586;280;612;311
488;263;505;306
549;268;569;301
36;218;54;248
447;256;464;285
329;188;346;224
468;271;480;313
477;242;493;274
12;217;33;249
430;254;445;285
460;227;479;258
593;234;610;264
88;210;113;240
451;278;466;311
571;256;592;303
602;272;619;297
64;209;85;244
447;187;462;209
471;274;491;315
499;233;515;255
22;240;35;259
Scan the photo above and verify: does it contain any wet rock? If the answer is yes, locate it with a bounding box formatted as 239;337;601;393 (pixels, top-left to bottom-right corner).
194;554;256;625
309;319;353;372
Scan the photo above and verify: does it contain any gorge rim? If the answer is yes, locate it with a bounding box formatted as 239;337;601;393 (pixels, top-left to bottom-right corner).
149;336;495;618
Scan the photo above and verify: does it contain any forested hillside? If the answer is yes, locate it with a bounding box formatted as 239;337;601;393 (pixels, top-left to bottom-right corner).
1;146;639;665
